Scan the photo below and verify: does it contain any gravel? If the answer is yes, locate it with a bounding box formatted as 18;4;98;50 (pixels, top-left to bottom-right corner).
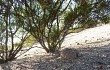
0;24;110;70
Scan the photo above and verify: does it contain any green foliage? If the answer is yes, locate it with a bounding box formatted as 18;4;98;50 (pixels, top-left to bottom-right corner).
9;0;109;53
65;0;110;31
13;34;36;48
0;0;29;63
0;0;109;58
23;34;36;48
15;0;72;53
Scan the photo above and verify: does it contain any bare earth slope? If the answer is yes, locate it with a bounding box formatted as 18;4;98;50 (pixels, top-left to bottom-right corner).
1;24;110;70
63;24;110;47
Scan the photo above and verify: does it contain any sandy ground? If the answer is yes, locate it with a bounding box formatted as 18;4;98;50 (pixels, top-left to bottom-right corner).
62;24;110;47
1;24;110;70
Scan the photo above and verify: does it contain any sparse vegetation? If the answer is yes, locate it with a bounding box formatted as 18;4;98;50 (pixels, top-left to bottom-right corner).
0;0;29;63
0;0;109;63
23;34;36;48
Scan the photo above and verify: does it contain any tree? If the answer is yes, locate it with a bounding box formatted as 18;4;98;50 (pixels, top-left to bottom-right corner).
14;0;72;53
0;0;29;63
15;0;110;53
68;0;110;28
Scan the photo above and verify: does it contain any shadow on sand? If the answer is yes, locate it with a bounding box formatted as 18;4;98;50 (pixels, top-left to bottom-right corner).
0;40;110;70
